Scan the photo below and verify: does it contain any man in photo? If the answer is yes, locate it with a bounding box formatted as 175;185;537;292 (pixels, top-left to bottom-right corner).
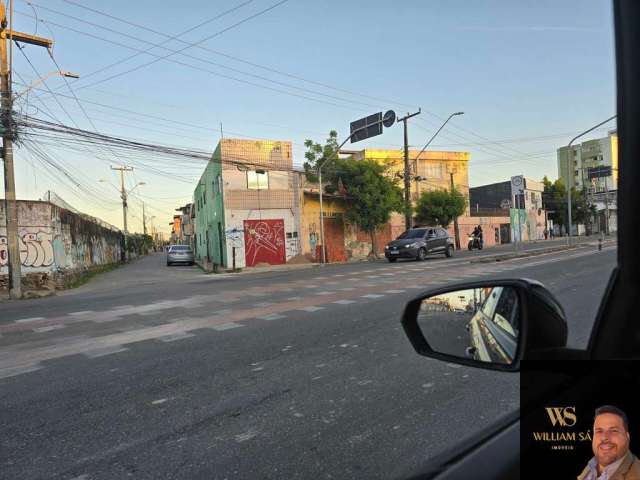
578;405;640;480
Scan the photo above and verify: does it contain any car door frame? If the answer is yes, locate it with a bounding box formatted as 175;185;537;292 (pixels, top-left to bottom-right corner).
424;228;436;252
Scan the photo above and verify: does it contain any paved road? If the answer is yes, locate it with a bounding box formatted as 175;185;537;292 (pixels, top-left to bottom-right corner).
0;240;616;479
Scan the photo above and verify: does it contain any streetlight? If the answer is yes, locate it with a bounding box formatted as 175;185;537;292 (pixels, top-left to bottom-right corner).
413;111;465;247
565;115;616;245
14;70;79;100
414;112;464;164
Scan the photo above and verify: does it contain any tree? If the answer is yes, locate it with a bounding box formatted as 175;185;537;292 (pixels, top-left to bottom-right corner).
414;187;467;228
303;130;339;191
330;158;404;257
542;176;595;233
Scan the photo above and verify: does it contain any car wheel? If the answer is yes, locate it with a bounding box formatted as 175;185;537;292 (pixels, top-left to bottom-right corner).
445;245;454;258
417;248;426;261
387;257;397;263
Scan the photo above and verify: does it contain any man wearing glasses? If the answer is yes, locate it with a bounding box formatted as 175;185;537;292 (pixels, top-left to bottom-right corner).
578;406;640;480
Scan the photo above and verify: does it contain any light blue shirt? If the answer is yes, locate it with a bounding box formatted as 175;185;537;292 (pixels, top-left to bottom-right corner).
584;455;626;480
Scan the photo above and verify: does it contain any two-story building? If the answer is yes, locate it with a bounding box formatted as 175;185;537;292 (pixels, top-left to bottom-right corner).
193;138;302;270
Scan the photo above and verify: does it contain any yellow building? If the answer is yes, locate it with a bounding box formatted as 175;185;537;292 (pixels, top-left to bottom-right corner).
342;148;471;238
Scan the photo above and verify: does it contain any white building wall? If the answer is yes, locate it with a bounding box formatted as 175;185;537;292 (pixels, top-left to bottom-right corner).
224;208;299;269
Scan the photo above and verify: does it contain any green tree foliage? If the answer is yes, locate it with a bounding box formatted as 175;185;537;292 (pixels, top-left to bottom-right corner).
414;187;467;228
330;158;404;257
542;176;595;231
303;130;339;189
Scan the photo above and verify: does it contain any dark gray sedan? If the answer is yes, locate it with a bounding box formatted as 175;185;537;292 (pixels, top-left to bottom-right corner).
384;227;454;262
166;245;195;266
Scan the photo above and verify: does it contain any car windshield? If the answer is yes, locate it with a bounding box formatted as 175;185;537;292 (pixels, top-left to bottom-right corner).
1;1;618;479
398;229;427;239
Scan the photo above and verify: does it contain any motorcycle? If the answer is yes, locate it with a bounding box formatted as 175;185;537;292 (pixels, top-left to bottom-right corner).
468;234;483;250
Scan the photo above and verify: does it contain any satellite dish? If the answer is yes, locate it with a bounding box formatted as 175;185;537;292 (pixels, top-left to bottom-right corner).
383;110;396;128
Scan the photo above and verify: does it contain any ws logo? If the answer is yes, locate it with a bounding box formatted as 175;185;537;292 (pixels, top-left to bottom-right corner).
545;407;577;427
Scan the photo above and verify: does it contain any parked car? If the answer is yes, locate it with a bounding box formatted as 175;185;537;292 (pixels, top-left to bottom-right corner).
166;245;194;266
384;227;454;262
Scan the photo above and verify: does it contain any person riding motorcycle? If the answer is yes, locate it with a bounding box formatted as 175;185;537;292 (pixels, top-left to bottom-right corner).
469;225;483;250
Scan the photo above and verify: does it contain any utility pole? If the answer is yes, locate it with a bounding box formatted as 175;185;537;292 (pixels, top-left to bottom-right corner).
397;109;421;230
142;201;147;235
449;171;461;250
111;165;134;260
1;1;52;299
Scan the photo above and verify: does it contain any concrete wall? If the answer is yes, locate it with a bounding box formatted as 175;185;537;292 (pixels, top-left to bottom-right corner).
1;200;123;291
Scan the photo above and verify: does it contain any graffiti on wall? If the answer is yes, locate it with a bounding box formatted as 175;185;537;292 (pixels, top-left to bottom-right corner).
243;219;286;267
308;223;318;259
0;228;55;269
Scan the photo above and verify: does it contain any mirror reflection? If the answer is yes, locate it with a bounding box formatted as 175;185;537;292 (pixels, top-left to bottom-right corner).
417;286;520;364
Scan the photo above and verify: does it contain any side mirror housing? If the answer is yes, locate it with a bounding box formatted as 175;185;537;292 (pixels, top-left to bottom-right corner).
400;279;567;371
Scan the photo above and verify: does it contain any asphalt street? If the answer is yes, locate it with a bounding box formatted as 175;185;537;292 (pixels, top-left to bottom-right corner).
0;238;617;479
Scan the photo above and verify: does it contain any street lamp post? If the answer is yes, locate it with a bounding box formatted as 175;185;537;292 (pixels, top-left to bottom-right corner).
414;112;464;248
565;115;616;245
13;70;79;100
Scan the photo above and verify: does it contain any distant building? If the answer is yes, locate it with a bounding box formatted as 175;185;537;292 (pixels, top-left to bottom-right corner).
469;176;546;241
175;204;193;246
557;130;618;193
557;130;618;234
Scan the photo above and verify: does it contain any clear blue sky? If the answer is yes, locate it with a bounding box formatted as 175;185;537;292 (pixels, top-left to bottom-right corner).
5;0;616;234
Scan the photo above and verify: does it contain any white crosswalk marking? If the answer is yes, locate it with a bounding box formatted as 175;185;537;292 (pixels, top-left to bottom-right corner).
333;300;357;305
158;332;196;342
298;306;325;312
211;322;244;331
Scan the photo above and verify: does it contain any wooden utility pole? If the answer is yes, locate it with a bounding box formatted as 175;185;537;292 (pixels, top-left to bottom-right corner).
111;165;134;235
111;165;134;260
1;1;52;299
142;202;147;235
397;110;421;230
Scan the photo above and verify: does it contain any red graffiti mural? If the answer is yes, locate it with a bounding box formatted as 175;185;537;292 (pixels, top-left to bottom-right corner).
243;219;285;267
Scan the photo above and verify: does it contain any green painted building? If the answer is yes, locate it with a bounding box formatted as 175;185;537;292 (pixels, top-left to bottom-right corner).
193;144;226;267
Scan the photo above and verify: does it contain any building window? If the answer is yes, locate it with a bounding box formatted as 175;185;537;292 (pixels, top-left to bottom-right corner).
247;170;269;190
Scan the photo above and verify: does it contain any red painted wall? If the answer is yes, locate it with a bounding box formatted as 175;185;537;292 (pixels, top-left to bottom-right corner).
243;219;286;267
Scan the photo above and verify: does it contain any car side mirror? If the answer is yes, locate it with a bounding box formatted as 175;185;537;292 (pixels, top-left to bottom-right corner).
400;279;567;371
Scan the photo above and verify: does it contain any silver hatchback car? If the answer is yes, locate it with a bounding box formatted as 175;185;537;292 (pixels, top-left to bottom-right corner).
167;245;195;266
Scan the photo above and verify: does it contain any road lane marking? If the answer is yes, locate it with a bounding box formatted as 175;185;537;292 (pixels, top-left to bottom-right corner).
298;306;325;312
14;317;46;323
315;291;335;295
0;364;42;380
361;294;384;299
333;300;357;305
261;314;286;321
385;290;406;294
33;324;66;333
211;322;244;331
158;332;196;342
84;346;129;358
